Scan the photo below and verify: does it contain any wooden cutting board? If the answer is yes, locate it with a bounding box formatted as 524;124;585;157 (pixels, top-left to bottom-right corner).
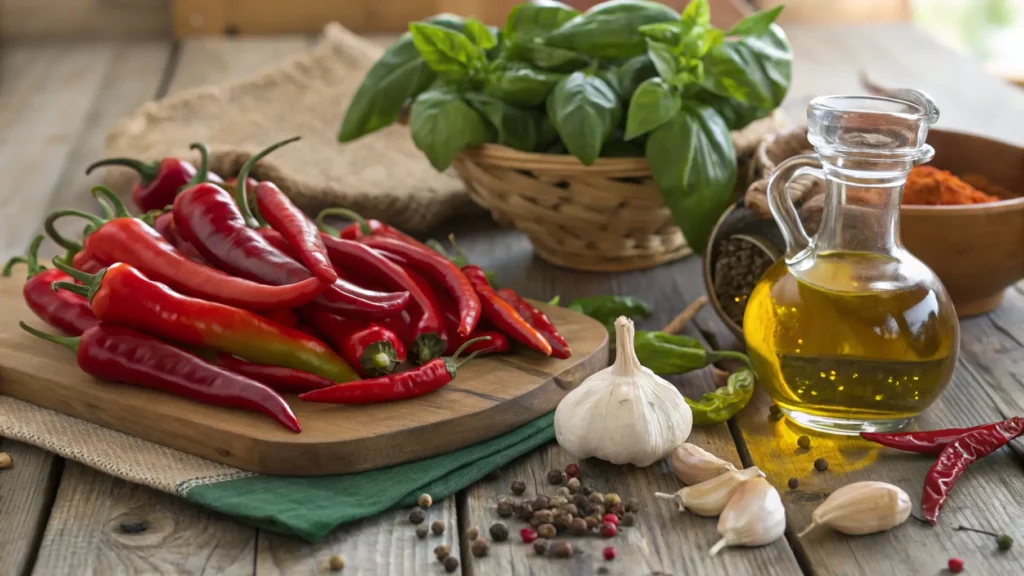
0;276;608;475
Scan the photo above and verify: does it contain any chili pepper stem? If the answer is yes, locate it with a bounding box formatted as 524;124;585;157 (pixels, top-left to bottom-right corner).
956;525;999;537
45;210;105;253
316;208;372;237
184;143;211;188
2;256;26;277
235;136;301;228
19;321;80;354
4;235;46;278
708;350;753;369
452;336;491;367
84;157;159;181
51;259;105;300
91;186;130;218
412;334;447;365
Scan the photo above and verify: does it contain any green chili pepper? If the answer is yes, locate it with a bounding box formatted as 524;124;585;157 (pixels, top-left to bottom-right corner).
687;368;756;425
568;295;651;331
633;330;750;375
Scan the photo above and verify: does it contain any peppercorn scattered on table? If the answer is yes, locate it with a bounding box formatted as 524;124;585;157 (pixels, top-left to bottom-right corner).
1;23;1024;576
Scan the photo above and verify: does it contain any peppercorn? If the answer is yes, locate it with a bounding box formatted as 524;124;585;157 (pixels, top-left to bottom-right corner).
552;541;573;558
490;522;509;542
621;513;636;527
948;558;964;573
997;534;1014;551
602;513;619;526
496;500;514;518
770;411;785;422
553;512;573;531
531;496;550;511
625;497;640;513
608;503;625;516
537;523;557;539
603;546;617;561
574;494;589;510
516;503;534;521
569;518;588;535
547;469;564;485
120;520;147;534
417;493;433;508
416;525;429;539
443;556;459;573
0;452;12;470
590;504;606;517
510;479;526;495
788;478;799;490
434;545;450;561
586;515;600;530
582;484;595;496
556;486;572;499
814;458;829;472
589;492;605;504
713;235;774;325
562;503;579;516
549;496;568;508
533;539;548;556
797;436;811;450
466;525;480;541
567;477;581;493
520;527;538;544
768;404;781;416
534;509;554;524
409;507;426;524
600;521;618;538
529;516;542;527
597;568;610;575
471;538;490;557
431;520;445;535
329;554;345;571
604;493;622;507
565;463;580;479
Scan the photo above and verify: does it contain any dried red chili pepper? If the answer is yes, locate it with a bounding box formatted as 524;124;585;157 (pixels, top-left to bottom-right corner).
20;322;300;432
433;288;509;356
303;310;406;377
51;260;358;383
207;353;333;394
462;266;552;356
299;337;490;404
496;288;571;359
85;144;222;212
860;421;1020;455
921;417;1024;524
2;235;98;336
360;235;480;337
319;208;418;245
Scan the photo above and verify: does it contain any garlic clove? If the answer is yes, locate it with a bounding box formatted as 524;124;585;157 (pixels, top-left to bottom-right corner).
798;481;911;537
671;443;739;485
655;467;765;517
554;317;693;468
710;477;786;556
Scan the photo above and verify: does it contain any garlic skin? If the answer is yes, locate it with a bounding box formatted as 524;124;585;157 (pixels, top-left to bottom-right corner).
656;467;765;517
798;481;911;537
710;477;786;556
554;316;693;467
672;443;739;485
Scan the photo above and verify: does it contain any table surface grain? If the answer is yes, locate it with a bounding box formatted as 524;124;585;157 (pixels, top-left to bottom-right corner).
1;24;1023;576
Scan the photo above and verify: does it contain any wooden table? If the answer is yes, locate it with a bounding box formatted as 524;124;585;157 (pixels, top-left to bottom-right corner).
2;24;1023;576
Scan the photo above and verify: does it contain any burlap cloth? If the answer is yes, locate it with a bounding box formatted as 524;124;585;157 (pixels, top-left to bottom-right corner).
103;23;470;232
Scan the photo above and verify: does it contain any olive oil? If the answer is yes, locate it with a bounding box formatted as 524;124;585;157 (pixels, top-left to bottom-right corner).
744;251;959;432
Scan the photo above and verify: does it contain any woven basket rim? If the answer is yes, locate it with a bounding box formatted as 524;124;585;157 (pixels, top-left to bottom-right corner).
461;144;652;177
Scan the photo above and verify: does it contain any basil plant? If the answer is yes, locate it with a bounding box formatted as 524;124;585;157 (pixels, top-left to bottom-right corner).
338;0;792;252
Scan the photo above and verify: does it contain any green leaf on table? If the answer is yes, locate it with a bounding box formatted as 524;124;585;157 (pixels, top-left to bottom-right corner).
504;0;579;41
727;5;784;37
645;102;736;254
484;62;564;107
699;23;792;109
680;0;711;27
625;77;681;140
465;93;538;152
409;22;485;80
687;368;756;425
638;21;682;45
548;295;561;306
546;72;621;165
410;86;494;171
568;295;652;331
646;38;678;83
463;17;497;49
544;0;680;59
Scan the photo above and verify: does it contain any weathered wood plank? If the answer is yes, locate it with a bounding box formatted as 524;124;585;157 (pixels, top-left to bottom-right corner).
32;462;256;575
256;496;460;575
0;440;61;576
0;0;171;41
164;36;311;94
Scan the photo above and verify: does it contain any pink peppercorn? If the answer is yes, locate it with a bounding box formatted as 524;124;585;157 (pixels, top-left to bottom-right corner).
948;558;964;573
602;513;619;526
520;527;538;544
565;463;580;479
603;546;617;561
600;521;618;538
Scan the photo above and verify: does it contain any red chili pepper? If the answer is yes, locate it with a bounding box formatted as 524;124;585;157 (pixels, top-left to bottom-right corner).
173;143;409;320
860;421;1016;455
70;249;105;274
261;308;299;329
299;337;489;404
303;309;406;377
320;235;446;363
152;211;208;264
46;204;325;312
258;228;299;259
446;329;510;356
254;181;337;284
208;353;333;394
51;260;359;383
3;236;98;336
319;208;418;245
20;322;300;432
921;417;1024;524
496;288;571;359
84;144;222;213
360;235;480;337
462;266;551;356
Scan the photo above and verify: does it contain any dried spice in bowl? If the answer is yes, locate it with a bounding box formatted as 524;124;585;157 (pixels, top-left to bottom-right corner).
712;236;776;328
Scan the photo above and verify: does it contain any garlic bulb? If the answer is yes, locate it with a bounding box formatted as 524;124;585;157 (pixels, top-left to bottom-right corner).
672;443;739;485
710;477;786;556
656;467;765;517
798;481;911;537
554;316;693;467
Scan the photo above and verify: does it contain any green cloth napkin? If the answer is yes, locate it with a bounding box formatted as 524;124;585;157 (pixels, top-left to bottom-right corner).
182;413;555;542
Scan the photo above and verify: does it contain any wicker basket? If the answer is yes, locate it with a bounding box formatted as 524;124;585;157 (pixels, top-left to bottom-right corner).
453;111;788;272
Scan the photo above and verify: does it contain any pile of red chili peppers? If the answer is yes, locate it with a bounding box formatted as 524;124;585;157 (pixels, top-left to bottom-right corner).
4;138;572;433
861;417;1024;524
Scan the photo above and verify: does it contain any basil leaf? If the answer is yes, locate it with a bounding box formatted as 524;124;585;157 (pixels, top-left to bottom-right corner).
410;86;494;171
680;0;710;27
409;22;484;81
546;72;621;165
504;0;579;41
535;114;560;151
601;131;645;157
545;0;680;59
505;40;590;72
568;295;652;330
625;77;681;140
695;89;770;130
727;5;784;37
700;23;792;109
463;17;497;49
645;38;678;83
645;103;736;253
484;62;564;107
608;54;656;101
638;21;681;45
687;368;756;425
465;93;538;152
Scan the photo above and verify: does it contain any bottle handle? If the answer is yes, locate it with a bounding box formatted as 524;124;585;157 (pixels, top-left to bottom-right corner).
767;154;825;261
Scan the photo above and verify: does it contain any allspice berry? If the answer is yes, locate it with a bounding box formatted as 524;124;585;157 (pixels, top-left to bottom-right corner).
552;541;573;558
443;556;459;573
547;469;564;485
556;486;572;499
409;507;426;525
510;479;527;495
466;525;480;541
490;522;509;542
788;478;799;490
589;492;605;505
549;496;568;508
797;436;811;450
471;538;490;557
553;512;573;531
585;516;600;530
562;503;579;516
814;458;829;472
0;452;12;470
533;539;549;556
625;497;640;513
573;494;589;510
534;509;554;524
417;493;433;508
431;520;445;535
605;493;622;508
531;496;550;511
569;518;589;535
329;554;345;571
621;512;636;527
496;500;514;518
537;523;557;539
582;485;595;496
415;525;429;539
567;477;581;493
434;545;451;561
